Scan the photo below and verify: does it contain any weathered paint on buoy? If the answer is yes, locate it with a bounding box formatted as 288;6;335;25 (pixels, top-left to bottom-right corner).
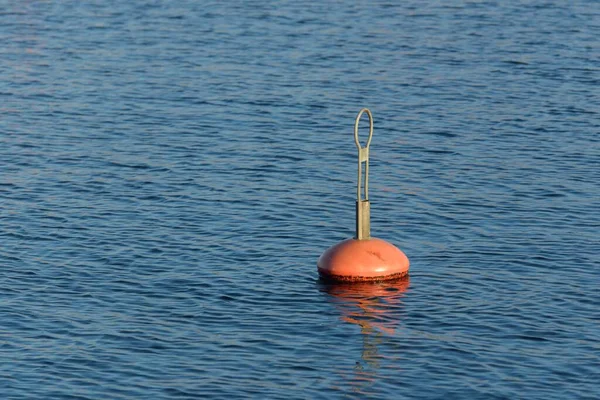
318;108;410;282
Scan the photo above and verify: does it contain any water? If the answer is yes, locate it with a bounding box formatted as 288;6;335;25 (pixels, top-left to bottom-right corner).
1;1;599;398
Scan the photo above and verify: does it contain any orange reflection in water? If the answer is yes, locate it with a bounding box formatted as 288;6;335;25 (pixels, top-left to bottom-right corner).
320;277;410;394
323;276;410;335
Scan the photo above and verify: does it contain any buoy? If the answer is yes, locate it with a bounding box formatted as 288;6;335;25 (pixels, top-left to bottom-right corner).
318;108;410;282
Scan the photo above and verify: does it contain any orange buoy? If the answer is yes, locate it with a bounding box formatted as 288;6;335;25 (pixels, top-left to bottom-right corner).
318;108;410;282
318;238;409;282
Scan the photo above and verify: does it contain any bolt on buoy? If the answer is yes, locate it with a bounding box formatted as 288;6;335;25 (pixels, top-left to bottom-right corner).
318;108;410;282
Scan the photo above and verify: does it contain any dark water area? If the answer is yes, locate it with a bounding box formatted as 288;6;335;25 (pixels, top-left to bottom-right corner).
1;1;599;399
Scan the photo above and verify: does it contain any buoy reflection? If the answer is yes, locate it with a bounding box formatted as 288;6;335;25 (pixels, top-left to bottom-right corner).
320;276;410;394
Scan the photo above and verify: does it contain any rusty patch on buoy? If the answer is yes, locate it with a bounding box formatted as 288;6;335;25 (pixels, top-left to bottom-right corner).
318;269;409;283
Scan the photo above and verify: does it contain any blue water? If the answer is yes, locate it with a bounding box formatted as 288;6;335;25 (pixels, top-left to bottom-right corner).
1;1;599;399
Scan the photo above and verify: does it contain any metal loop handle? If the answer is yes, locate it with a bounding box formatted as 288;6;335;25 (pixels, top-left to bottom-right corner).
354;108;373;202
354;108;373;152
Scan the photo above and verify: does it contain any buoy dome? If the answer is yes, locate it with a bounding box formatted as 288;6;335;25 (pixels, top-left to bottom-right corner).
318;238;409;282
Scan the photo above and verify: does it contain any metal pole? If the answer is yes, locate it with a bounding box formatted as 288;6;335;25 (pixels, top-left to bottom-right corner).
354;108;373;240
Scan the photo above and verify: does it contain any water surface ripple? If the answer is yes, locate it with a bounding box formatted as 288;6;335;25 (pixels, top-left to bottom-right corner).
1;1;599;399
